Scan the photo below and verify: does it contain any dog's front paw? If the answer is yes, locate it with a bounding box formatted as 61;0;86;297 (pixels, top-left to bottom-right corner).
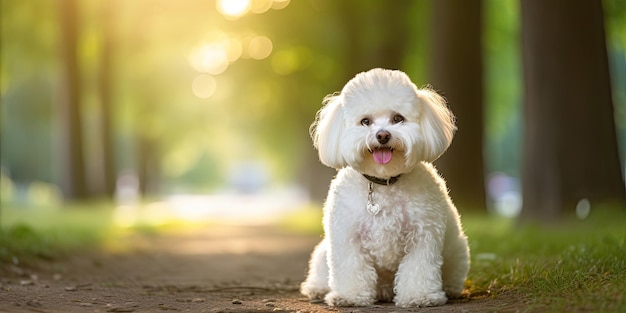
394;291;447;308
300;283;329;301
324;291;375;307
444;285;465;299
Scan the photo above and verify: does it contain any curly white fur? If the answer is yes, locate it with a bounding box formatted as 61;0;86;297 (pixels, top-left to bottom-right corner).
301;68;470;308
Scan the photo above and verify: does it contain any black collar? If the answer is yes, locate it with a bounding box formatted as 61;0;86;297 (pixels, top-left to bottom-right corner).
363;174;401;186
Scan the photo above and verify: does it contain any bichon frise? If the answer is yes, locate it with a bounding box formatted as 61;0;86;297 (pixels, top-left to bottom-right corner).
300;68;470;308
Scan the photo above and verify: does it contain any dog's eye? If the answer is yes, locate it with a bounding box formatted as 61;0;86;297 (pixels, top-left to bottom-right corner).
392;114;405;124
361;118;370;126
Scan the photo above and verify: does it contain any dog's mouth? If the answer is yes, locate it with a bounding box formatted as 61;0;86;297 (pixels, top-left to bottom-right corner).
369;148;393;165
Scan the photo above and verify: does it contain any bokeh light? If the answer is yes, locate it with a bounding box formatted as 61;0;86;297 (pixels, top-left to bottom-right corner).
226;38;243;62
189;34;244;75
250;0;273;14
247;36;273;60
216;0;251;19
192;74;217;98
189;43;229;75
271;0;290;10
217;0;290;19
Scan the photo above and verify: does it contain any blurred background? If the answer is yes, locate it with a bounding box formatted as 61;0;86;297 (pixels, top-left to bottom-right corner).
1;0;625;227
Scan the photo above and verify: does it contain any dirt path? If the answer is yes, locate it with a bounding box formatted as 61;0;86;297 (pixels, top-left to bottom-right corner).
0;225;522;312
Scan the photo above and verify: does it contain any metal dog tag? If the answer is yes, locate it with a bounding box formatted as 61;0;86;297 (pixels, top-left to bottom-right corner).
367;182;380;215
367;202;380;215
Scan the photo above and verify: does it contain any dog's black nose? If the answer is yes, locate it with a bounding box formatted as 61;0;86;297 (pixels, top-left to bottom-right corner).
376;130;390;144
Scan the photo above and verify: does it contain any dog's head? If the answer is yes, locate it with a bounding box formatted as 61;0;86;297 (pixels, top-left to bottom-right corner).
310;68;456;178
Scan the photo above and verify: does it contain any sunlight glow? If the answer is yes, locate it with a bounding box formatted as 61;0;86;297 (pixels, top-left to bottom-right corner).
189;43;229;75
189;33;243;76
113;189;308;229
192;74;217;99
217;0;290;18
217;0;251;19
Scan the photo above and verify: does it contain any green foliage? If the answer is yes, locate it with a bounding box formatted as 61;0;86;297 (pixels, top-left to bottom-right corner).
605;0;626;50
483;0;522;176
0;203;114;264
0;224;57;261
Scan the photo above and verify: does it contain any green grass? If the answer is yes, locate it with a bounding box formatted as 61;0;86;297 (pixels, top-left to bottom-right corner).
0;201;115;264
464;210;626;312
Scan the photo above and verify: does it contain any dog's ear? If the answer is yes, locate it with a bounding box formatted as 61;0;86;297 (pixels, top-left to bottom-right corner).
415;88;456;162
310;93;347;169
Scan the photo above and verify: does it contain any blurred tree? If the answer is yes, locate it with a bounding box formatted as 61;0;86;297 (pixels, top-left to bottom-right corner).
99;0;117;197
97;1;117;198
1;1;59;187
520;0;626;220
138;135;160;196
430;0;486;211
482;0;522;178
0;80;55;184
336;0;412;74
58;0;88;200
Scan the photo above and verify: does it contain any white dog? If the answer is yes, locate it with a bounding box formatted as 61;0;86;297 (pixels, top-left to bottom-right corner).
300;68;470;308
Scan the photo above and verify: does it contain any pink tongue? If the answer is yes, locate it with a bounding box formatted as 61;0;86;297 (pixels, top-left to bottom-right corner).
373;149;393;164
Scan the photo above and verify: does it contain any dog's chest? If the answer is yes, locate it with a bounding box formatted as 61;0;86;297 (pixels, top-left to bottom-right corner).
358;206;411;270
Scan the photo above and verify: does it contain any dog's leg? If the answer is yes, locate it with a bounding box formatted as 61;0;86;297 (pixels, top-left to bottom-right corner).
441;230;470;298
393;229;447;308
324;236;377;306
300;239;330;300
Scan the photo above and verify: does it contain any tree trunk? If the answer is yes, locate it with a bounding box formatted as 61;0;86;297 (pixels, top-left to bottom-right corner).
430;0;486;211
520;0;626;221
137;135;160;197
99;3;116;198
58;0;88;200
337;0;412;73
369;0;412;70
